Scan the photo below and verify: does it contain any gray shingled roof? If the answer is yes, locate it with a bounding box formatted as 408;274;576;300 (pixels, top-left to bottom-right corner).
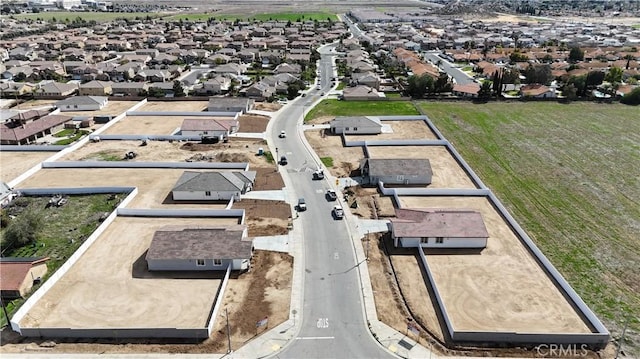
172;171;256;192
363;158;432;177
55;96;107;106
391;208;489;238
145;226;252;260
331;116;382;128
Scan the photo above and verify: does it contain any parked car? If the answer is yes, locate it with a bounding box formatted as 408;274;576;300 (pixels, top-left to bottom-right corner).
297;197;307;211
280;156;288;165
279;130;286;138
332;205;344;219
325;189;337;201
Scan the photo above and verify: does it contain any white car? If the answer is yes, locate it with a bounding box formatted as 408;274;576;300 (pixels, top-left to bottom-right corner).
279;130;286;138
332;205;344;219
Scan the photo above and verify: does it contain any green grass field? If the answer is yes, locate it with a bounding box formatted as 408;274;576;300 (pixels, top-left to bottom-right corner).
169;12;337;22
14;11;163;22
305;99;419;121
418;101;640;350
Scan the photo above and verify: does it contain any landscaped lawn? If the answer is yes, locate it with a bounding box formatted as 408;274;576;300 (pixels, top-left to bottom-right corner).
418;101;640;349
305;99;419;121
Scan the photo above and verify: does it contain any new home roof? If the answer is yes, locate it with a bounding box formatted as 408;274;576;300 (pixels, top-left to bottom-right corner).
172;171;257;192
55;96;107;107
331;116;382;128
362;158;432;177
0;114;71;142
391;208;489;238
145;226;252;260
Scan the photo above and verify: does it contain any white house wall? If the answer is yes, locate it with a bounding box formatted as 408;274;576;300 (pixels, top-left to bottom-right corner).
400;236;487;249
172;190;240;201
180;130;228;137
59;104;101;112
148;258;233;271
332;126;381;135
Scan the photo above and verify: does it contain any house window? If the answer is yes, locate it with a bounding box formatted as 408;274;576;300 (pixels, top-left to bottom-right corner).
205;191;211;196
213;259;223;266
345;127;349;131
436;237;444;244
420;237;429;244
196;259;206;266
353;127;358;131
74;105;78;108
203;131;208;135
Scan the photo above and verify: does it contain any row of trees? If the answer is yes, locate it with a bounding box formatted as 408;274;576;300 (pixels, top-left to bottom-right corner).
405;73;453;98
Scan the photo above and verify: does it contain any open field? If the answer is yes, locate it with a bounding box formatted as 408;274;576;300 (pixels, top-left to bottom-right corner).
419;102;640;351
305;100;419;121
104;115;203;135
19;216;236;329
169;11;337;21
0;151;55;183
14;11;166;22
366;146;476;189
399;195;591;333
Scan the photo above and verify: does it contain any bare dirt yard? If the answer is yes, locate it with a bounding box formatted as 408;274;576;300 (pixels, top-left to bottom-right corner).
238;113;270;133
1;250;293;355
58;101;138;118
252;167;284;191
304;129;365;178
343;186;395;219
254;102;282;112
344;120;438;141
232;199;291;237
397;196;591;334
18;216;236;330
11;100;57;110
366;146;477;189
0;151;56;183
136;101;208;112
58;138;274;168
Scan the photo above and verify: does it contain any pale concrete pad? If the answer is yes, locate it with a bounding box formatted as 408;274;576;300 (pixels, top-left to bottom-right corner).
252;235;289;253
398;196;592;334
241;190;286;201
20;216;237;329
58;101;138;117
135;101;209;112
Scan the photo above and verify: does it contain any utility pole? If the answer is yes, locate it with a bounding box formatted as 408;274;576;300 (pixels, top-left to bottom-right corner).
225;308;231;354
615;316;629;359
365;231;370;261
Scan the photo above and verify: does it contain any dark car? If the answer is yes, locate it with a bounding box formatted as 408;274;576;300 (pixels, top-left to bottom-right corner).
280;156;288;165
325;189;337;201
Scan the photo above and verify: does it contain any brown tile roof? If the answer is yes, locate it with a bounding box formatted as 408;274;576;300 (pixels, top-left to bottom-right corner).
1;114;71;142
520;84;552;97
391;208;489;238
0;257;49;291
145;226;252;261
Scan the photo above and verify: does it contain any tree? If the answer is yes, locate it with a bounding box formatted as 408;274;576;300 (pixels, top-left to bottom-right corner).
478;81;493;99
623;54;634;70
491;70;503;96
568;46;584;63
406;74;434;98
585;70;605;88
562;83;578;100
148;87;165;98
2;207;44;251
434;72;452;94
605;66;623;84
172;80;185;97
524;64;552;85
620;87;640;105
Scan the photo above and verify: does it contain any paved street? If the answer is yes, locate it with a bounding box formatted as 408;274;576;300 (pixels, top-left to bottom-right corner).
423;51;475;85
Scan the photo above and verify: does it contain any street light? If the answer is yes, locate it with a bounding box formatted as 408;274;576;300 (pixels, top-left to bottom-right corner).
275;147;279;172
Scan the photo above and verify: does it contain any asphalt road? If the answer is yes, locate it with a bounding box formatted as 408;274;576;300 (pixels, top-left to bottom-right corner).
423;51;476;85
271;47;392;359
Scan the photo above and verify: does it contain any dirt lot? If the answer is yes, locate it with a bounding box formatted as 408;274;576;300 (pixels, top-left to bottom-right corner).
18;216;236;329
252;167;284;191
58;101;138;118
397;196;591;334
366;146;477;189
344;120;438;141
254;102;281;112
343;186;395;219
58;138;273;167
2;250;292;355
0;151;56;183
232;199;291;237
304;129;365;177
104;115;236;136
238;114;270;133
136;101;208;112
11;100;57;110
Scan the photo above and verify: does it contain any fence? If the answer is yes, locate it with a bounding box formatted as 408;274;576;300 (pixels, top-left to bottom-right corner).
42;161;249;170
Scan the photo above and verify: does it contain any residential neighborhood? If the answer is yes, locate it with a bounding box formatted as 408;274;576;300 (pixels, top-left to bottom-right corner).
0;1;639;358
